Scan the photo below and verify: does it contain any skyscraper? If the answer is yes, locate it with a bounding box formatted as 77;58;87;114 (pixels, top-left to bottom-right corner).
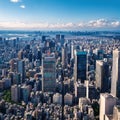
61;35;65;46
99;93;116;120
56;34;60;42
17;60;25;83
62;43;68;68
21;85;31;103
11;84;20;102
74;50;87;83
111;49;120;98
71;42;74;59
42;53;56;92
96;60;109;92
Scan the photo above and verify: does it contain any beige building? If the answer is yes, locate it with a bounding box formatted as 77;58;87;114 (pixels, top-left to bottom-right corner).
111;49;120;98
99;93;116;120
53;93;62;105
113;105;120;120
64;93;73;105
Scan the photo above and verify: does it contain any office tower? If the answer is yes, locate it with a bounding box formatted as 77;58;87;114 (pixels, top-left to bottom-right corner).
13;73;21;85
11;85;20;102
88;84;98;100
42;36;46;43
94;48;104;60
17;60;25;83
99;93;116;120
18;50;24;59
61;35;65;46
111;49;120;98
56;34;60;42
28;51;33;62
113;105;120;120
36;49;42;60
62;43;68;68
96;60;109;92
21;85;31;103
83;80;98;100
75;82;86;99
74;50;87;83
42;53;56;92
9;59;16;72
71;42;74;59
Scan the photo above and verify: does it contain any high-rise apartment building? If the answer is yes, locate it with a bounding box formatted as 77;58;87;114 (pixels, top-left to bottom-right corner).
42;53;56;92
111;49;120;98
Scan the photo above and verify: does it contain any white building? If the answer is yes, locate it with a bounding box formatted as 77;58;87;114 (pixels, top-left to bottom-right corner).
111;49;120;98
99;93;116;120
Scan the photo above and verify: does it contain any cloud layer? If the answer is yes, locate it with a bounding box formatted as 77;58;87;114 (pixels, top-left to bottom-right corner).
0;19;120;30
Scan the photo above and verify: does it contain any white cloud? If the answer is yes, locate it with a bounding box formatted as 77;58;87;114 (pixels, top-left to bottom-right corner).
10;0;21;3
20;5;25;9
88;19;109;28
78;22;86;27
111;21;120;27
0;19;120;30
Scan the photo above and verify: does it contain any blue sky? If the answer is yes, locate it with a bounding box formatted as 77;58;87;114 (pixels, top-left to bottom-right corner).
0;0;120;30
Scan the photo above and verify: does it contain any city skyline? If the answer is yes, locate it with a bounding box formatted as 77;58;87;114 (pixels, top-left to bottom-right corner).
0;0;120;30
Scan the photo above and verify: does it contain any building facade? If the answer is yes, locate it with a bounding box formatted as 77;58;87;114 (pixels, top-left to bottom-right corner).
96;60;109;92
42;53;56;92
99;93;116;120
111;49;120;98
74;50;87;83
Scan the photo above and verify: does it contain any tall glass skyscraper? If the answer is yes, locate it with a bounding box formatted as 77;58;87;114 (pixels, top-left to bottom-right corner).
74;50;87;83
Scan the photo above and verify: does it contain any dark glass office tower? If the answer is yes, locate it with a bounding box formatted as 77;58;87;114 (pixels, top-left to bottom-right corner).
74;50;87;83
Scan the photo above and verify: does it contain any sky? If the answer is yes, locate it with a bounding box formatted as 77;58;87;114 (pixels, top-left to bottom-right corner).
0;0;120;30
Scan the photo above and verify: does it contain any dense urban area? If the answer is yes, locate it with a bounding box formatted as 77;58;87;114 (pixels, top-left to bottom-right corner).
0;31;120;120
